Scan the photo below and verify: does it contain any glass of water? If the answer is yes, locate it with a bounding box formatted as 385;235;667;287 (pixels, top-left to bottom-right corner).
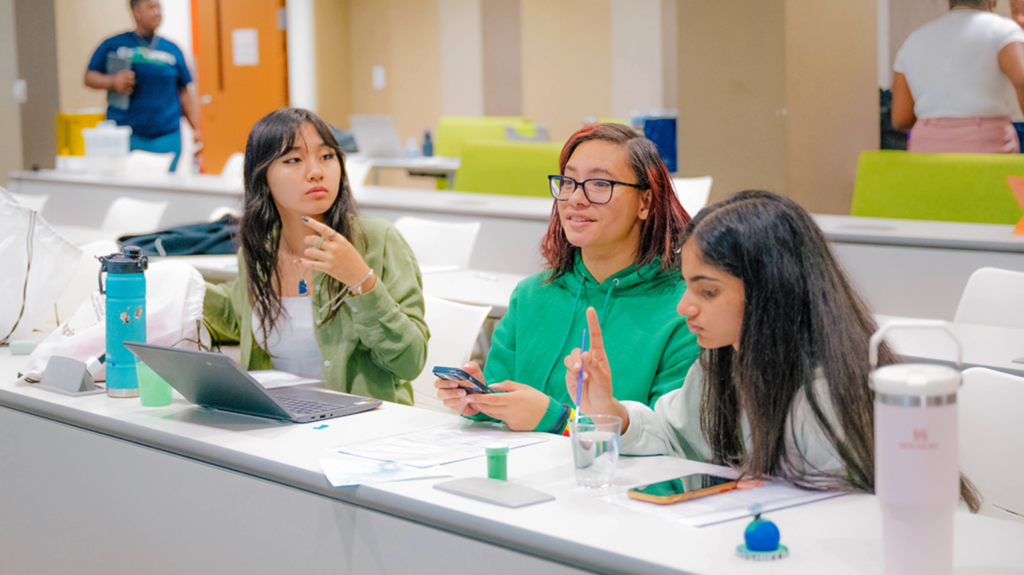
571;414;622;488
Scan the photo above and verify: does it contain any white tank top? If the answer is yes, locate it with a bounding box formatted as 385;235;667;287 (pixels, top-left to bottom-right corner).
251;296;325;381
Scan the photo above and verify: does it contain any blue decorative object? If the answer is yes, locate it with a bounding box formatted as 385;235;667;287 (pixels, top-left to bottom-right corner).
298;278;308;296
736;504;789;561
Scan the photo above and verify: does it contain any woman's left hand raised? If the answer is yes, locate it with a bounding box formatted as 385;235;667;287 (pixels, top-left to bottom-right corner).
300;216;376;290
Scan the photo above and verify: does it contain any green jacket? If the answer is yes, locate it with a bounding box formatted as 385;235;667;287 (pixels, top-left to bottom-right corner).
203;216;428;405
480;253;700;432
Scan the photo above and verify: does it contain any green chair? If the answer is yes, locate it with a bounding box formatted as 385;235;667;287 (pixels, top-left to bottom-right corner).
851;151;1024;224
434;116;536;158
453;140;563;198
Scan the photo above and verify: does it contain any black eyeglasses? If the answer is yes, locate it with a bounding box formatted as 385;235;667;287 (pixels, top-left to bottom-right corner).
548;175;643;205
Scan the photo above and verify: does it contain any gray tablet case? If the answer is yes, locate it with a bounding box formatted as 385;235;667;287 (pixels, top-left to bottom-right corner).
433;477;554;508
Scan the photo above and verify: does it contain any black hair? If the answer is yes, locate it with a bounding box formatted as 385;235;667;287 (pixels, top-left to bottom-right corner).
240;108;360;345
682;190;979;510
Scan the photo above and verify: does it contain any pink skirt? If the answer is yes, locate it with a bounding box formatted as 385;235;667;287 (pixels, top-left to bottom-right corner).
909;116;1019;154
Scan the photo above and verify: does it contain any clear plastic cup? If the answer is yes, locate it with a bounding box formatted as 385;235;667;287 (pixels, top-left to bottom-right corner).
571;414;621;488
137;361;172;407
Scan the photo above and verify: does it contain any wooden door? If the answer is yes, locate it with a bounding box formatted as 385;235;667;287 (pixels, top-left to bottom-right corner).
192;0;288;174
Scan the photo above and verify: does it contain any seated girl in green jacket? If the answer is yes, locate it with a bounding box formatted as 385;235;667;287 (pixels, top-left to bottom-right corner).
204;108;428;405
434;123;700;432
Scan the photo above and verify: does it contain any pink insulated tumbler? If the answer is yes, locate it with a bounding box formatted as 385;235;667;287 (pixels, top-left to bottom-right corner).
869;321;962;575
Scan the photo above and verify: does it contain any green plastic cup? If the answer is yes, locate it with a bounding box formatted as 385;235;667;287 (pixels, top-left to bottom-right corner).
137;361;172;407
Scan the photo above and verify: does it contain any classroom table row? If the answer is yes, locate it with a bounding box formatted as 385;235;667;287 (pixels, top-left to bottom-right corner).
1;348;1021;575
10;169;1024;318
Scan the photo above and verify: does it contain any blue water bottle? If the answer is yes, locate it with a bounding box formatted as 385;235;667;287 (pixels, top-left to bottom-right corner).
98;246;148;398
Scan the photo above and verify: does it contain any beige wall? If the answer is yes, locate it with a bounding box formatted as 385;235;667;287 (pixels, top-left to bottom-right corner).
481;0;521;116
677;0;786;200
348;0;441;142
520;0;611;142
785;0;879;214
55;0;132;113
440;0;484;116
0;0;24;184
314;0;352;129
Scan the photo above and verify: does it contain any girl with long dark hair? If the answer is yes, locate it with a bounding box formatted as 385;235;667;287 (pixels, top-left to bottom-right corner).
204;108;428;404
566;190;979;508
434;123;700;433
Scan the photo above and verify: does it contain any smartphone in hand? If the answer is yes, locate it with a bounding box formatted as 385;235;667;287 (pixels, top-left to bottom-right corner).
627;473;738;505
432;366;494;394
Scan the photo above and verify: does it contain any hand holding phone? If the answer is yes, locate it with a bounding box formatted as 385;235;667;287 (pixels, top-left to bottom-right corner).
627;473;738;505
432;366;494;394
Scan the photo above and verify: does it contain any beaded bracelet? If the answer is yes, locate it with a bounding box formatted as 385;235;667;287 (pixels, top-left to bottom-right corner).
318;269;374;313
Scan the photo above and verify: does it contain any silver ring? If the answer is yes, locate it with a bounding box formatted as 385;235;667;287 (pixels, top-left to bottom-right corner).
326;231;338;241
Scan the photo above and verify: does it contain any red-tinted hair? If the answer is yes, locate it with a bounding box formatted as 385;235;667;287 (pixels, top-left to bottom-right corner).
540;123;691;279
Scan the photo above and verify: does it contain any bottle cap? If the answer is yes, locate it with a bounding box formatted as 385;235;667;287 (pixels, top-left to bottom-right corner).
486;445;508;457
99;246;149;274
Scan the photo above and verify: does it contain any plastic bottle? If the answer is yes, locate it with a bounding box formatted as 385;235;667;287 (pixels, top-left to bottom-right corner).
99;246;149;398
405;136;419;158
486;444;508;481
422;130;434;157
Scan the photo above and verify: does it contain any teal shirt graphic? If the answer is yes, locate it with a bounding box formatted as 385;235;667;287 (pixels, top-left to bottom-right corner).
88;32;192;138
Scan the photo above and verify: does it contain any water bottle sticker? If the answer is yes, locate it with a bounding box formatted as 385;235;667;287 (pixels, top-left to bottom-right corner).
135;306;142;319
120;311;130;324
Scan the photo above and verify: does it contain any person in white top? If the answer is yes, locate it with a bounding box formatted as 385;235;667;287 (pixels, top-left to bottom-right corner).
892;0;1024;153
563;191;981;509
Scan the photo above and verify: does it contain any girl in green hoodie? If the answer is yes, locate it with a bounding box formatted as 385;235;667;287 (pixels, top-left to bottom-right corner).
434;123;700;433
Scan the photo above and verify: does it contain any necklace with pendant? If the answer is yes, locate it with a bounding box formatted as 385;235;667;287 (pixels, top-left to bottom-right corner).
282;240;310;296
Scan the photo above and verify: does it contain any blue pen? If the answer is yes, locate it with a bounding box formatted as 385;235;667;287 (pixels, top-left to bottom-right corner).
575;328;587;417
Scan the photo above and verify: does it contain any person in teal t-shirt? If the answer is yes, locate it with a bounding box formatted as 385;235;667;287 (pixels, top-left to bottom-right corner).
84;0;200;171
434;123;700;433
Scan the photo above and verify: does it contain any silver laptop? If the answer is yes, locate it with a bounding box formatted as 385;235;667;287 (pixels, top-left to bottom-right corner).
124;342;381;423
349;114;404;157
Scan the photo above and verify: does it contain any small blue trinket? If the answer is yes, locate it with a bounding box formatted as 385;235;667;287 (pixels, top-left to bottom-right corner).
314;424;328;430
737;504;789;561
298;278;308;296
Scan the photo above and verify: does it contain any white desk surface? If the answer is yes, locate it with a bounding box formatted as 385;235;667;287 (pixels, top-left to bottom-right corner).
876;315;1024;377
14;171;1024;249
9;169;242;197
814;214;1024;253
1;349;1021;575
353;155;460;171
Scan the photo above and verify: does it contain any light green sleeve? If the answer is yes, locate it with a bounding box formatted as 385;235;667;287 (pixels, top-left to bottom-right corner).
347;225;429;381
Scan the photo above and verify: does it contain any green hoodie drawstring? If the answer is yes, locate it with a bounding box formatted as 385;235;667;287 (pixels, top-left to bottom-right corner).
539;277;587;387
538;277;621;390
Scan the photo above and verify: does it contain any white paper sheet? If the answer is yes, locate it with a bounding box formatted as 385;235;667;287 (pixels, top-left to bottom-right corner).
335;422;547;468
320;457;451;487
249;370;323;389
231;29;259;66
603;480;845;527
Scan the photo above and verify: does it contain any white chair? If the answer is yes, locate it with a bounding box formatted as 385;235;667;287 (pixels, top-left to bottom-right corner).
411;295;492;413
220;152;245;181
54;239;120;323
394;216;481;272
960;367;1024;523
954;267;1024;329
101;197;169;235
126;150;176;174
672;176;713;217
3;191;50;214
208;206;239;222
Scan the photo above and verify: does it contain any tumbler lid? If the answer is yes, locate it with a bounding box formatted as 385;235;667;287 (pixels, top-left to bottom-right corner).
100;246;148;274
870;364;960;397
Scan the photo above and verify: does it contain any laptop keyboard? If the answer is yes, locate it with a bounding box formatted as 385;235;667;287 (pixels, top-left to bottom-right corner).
273;395;337;415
